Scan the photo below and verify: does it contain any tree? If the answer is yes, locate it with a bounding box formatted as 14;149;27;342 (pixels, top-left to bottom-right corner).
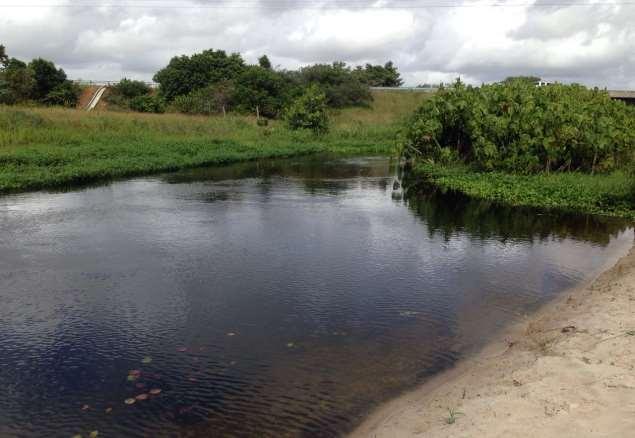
285;84;329;134
233;66;288;118
298;62;372;107
28;58;67;100
258;55;272;70
0;44;8;68
153;49;246;101
355;61;403;87
0;58;35;104
114;78;151;99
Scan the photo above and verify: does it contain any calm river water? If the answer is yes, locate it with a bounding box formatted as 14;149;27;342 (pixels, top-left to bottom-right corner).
0;156;632;437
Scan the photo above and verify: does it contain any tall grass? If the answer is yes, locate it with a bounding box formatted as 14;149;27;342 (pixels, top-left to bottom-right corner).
0;90;428;193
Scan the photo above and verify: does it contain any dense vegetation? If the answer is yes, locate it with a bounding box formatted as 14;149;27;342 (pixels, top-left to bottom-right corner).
0;90;427;193
400;80;635;218
0;45;80;107
409;163;635;219
152;49;403;122
402;80;635;174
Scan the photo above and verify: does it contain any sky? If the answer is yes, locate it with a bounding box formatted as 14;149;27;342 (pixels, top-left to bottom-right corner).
1;0;634;88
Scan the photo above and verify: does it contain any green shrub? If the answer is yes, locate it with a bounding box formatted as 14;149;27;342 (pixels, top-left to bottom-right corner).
113;78;151;99
173;81;234;115
129;95;165;113
285;85;329;134
43;81;81;107
402;80;635;174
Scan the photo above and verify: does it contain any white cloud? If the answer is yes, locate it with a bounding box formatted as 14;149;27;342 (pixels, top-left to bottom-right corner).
0;0;633;87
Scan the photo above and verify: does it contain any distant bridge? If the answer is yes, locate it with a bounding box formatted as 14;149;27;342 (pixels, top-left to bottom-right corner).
608;90;635;104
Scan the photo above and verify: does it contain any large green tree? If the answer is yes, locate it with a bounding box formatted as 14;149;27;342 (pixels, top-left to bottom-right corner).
28;58;68;100
233;66;288;118
0;58;35;104
153;49;246;101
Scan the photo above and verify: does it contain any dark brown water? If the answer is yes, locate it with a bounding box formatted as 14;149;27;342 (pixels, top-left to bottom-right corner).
0;156;632;438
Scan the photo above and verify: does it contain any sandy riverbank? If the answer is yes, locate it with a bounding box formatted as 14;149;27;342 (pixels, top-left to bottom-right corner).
351;241;635;438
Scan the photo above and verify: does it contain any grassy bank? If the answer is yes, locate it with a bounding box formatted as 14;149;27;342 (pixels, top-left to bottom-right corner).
0;90;427;193
410;163;635;219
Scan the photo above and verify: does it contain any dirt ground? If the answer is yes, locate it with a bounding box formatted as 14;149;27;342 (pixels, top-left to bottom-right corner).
351;242;635;438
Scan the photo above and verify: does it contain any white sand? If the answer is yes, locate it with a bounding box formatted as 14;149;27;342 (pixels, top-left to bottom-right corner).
351;242;635;438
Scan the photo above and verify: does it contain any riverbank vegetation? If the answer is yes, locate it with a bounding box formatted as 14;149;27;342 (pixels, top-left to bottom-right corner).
401;80;635;218
0;90;426;193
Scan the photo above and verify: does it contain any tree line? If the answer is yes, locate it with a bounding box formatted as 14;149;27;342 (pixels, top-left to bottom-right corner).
0;44;80;106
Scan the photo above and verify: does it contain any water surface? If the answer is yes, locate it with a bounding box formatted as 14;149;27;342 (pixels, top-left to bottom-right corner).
0;156;632;437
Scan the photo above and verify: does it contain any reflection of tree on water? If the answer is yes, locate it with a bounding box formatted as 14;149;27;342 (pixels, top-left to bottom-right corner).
402;178;631;246
164;154;395;197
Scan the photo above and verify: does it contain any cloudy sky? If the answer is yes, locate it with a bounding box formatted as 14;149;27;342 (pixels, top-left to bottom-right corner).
1;0;634;88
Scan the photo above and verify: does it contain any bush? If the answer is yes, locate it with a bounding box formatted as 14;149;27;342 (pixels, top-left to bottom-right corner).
113;78;150;99
173;81;235;115
402;80;635;173
298;62;372;108
285;85;329;134
129;95;165;113
43;81;81;107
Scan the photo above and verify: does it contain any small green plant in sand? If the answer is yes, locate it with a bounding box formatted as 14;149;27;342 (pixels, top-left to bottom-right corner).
446;407;463;424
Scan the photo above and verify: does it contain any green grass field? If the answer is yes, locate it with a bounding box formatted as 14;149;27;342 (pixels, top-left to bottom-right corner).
0;91;428;193
411;163;635;219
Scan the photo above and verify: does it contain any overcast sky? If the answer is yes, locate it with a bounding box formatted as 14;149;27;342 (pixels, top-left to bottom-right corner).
1;0;634;88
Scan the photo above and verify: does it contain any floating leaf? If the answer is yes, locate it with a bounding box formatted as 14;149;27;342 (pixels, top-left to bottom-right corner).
129;370;141;376
286;342;295;348
124;398;136;405
127;375;138;382
149;388;162;395
72;435;82;438
135;393;149;401
141;356;153;364
226;332;236;337
105;407;113;414
89;431;99;438
177;347;188;352
81;404;90;411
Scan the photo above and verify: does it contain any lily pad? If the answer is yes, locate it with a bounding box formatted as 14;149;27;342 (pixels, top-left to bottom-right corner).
141;356;153;364
124;398;136;405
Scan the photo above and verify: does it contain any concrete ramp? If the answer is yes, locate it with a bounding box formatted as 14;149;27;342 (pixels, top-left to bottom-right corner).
85;86;107;111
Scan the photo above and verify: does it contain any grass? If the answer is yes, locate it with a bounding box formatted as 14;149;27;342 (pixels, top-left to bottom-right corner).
446;407;463;425
0;90;429;194
411;162;635;219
